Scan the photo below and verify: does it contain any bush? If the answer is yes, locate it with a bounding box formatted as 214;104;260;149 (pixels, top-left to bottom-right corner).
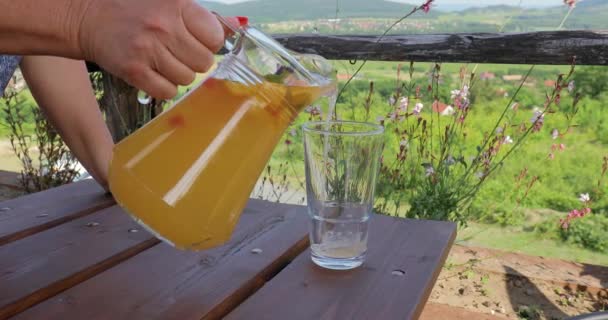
1;88;80;192
573;66;608;99
533;219;558;236
470;202;526;226
559;213;608;252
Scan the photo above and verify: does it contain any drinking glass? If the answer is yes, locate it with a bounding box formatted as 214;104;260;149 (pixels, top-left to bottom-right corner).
303;121;384;270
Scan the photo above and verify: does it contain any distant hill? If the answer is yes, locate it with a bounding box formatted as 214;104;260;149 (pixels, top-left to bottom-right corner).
459;5;521;14
198;0;606;31
577;0;607;8
502;0;608;31
199;0;440;22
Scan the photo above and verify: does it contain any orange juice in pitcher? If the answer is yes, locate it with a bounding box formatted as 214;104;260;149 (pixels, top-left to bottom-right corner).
108;17;336;250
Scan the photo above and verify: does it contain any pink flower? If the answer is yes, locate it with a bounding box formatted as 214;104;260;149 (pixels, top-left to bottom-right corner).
462;85;470;98
413;102;424;116
531;110;545;132
451;85;470;111
421;0;434;13
568;80;576;93
398;97;409;112
551;129;559;140
551;143;566;152
305;105;322;116
548;153;555;160
569;209;581;218
564;0;577;8
560;193;592;229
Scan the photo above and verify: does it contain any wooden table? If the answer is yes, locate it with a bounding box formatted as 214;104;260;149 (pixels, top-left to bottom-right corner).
0;180;456;320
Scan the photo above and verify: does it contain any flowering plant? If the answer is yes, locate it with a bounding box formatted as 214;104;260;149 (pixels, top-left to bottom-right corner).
560;193;592;229
330;0;586;226
262;0;599;229
370;61;581;226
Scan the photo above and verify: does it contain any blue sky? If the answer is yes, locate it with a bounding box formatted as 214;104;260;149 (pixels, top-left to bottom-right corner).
206;0;565;8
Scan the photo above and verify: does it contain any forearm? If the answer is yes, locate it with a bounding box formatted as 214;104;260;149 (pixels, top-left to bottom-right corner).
0;0;87;58
20;56;114;189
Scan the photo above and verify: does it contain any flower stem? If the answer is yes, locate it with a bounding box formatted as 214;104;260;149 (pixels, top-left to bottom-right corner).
557;6;575;30
335;4;428;104
458;65;535;186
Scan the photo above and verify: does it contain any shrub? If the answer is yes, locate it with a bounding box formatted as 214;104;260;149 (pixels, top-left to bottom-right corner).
559;213;608;252
1;87;80;192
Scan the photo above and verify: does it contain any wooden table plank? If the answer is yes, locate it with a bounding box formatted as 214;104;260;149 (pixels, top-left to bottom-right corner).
0;180;114;246
226;214;456;320
0;206;157;319
14;200;309;320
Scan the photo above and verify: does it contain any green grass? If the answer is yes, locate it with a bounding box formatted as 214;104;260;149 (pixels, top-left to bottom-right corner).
334;60;572;81
457;221;608;266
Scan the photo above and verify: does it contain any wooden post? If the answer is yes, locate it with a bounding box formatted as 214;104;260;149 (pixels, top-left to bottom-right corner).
98;71;163;142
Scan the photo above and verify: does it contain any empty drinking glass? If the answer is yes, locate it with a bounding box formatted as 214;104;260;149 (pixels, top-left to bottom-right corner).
303;121;384;270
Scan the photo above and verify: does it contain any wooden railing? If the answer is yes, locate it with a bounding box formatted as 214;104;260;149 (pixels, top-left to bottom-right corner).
92;30;608;141
274;30;608;65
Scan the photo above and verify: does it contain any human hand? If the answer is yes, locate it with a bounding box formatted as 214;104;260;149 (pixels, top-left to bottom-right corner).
75;0;238;99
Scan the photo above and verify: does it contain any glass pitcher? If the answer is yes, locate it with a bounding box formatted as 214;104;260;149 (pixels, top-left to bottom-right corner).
108;16;336;251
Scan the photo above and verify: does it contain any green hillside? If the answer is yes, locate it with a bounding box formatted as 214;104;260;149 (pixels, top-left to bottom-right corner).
457;0;608;31
199;0;440;22
199;0;606;31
